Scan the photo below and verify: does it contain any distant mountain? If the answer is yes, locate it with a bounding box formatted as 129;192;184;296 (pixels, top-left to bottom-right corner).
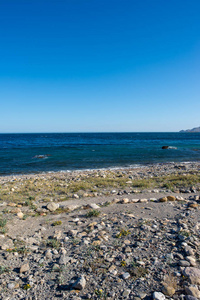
180;126;200;133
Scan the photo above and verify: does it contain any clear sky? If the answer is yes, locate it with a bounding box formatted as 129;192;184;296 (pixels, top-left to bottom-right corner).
0;0;200;132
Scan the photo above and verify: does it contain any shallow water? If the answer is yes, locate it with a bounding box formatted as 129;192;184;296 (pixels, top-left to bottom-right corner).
0;132;200;175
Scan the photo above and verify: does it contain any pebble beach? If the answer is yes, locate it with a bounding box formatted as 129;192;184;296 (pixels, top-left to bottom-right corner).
0;161;200;300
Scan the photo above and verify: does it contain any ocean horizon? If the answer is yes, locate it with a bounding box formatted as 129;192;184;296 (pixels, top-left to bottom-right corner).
0;132;200;175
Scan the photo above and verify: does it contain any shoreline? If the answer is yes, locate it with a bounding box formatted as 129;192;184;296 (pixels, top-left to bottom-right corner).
0;160;200;182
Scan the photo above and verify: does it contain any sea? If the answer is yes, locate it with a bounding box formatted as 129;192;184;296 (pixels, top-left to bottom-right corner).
0;132;200;175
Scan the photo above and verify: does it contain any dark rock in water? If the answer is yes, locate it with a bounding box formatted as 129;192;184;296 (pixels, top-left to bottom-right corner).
162;146;177;150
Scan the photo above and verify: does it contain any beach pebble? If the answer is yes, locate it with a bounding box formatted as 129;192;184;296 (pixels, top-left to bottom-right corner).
121;198;129;204
72;275;86;290
122;272;130;280
183;267;200;284
47;202;59;212
89;203;100;209
20;263;30;273
153;292;166;300
159;197;167;202
185;285;200;298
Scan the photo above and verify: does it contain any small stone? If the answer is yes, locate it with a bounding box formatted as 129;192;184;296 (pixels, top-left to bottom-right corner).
92;240;101;246
159;197;167;202
8;202;17;207
162;284;175;296
139;198;148;203
58;255;71;265
72;275;86;290
121;198;129;204
153;292;166;300
183;267;200;284
122;272;130;280
185;246;195;256
89;203;100;209
123;289;131;297
185;285;200;298
73;194;79;199
20;263;30;273
47;202;59;212
8;283;16;290
188;203;198;209
45;249;52;259
52;264;60;272
66;204;79;211
131;198;139;203
17;212;24;219
68;230;78;236
185;296;198;300
179;260;190;267
72;218;80;222
186;256;196;267
167;195;176;201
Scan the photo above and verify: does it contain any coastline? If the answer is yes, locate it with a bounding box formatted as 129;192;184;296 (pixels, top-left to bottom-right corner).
0;160;200;183
0;160;200;298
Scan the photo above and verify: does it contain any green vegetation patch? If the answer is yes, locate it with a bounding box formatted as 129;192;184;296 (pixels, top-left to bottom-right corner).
86;209;100;218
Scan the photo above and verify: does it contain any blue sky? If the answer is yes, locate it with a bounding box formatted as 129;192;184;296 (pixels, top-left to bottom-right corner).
0;0;200;132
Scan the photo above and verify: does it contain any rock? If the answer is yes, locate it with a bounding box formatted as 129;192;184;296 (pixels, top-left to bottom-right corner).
72;275;86;290
68;230;78;236
46;202;59;212
8;202;17;207
66;205;79;212
73;194;79;199
188;203;198;209
185;246;195;256
159;197;167;202
185;285;200;298
162;284;175;297
20;263;30;273
179;260;191;267
122;272;130;280
185;296;198;300
58;255;71;265
139;198;148;203
183;267;200;284
45;249;52;259
131;199;139;203
167;195;176;201
92;240;101;246
17;212;24;219
121;198;129;204
186;256;196;267
89;203;100;209
8;283;16;290
153;291;166;300
83;193;89;197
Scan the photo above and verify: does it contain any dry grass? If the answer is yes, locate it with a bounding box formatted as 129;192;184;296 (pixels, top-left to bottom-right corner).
0;171;199;206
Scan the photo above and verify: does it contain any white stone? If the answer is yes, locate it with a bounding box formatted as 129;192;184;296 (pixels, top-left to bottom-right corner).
89;203;100;209
153;292;166;300
47;202;59;212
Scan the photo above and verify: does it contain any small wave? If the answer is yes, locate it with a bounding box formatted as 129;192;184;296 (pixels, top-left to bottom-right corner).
33;154;51;159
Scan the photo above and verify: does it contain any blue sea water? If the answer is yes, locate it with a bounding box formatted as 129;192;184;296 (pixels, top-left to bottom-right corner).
0;133;200;175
